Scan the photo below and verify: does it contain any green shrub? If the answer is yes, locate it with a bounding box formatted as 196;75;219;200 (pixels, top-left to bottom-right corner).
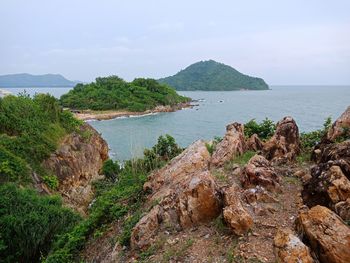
0;183;80;262
244;118;276;140
0;145;30;184
300;117;332;150
42;175;59;190
102;159;121;182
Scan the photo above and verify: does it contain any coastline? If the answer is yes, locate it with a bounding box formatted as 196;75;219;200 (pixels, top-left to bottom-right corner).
73;102;193;121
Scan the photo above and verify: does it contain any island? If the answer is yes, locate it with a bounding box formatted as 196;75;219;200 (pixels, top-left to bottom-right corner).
0;73;79;87
158;60;269;91
60;76;191;120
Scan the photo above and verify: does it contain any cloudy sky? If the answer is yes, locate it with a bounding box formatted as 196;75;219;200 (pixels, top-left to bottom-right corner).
1;0;349;84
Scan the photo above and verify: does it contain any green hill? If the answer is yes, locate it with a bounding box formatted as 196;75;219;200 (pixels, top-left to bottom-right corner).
60;76;190;112
0;73;78;87
158;60;269;91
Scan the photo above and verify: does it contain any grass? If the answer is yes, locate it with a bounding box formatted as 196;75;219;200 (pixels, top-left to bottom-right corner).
296;151;311;165
212;170;229;183
224;151;256;172
162;238;194;262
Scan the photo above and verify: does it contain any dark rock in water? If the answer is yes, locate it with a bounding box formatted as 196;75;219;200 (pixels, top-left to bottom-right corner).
263;116;300;164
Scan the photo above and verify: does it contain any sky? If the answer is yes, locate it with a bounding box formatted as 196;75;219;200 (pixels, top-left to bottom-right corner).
0;0;349;85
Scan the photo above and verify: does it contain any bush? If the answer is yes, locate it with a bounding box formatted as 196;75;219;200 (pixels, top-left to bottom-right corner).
244;118;276;140
300;117;332;150
102;159;121;182
0;145;30;184
0;183;80;262
42;175;59;190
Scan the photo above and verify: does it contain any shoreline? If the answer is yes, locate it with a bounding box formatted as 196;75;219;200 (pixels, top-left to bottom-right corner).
73;102;194;121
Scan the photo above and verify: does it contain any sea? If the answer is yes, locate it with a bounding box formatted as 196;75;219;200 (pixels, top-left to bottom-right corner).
4;85;350;161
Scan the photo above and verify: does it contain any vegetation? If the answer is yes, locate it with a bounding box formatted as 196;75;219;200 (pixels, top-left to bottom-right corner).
0;93;82;183
0;183;80;262
0;93;83;262
46;135;183;262
60;76;190;111
158;60;269;91
300;117;332;151
244;118;276;140
231;151;256;166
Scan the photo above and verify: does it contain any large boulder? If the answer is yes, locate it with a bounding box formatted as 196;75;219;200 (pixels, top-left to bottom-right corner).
241;155;280;191
43;124;108;214
246;133;264;152
302;164;350;221
131;141;222;250
222;185;253;235
297;205;350;263
274;228;314;263
263;117;300;163
211;122;245;167
327;106;350;141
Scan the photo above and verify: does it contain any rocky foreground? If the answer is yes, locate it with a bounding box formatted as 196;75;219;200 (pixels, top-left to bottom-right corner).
50;107;350;262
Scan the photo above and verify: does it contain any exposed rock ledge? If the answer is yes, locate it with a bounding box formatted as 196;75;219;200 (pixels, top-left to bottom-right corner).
42;124;108;214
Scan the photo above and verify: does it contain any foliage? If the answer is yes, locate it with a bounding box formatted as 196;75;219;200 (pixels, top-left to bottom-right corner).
158;60;269;91
0;183;80;262
244;118;276;140
300;117;332;150
232;151;256;166
102;159;121;182
118;210;143;247
0;145;30;184
42;175;59;190
60;76;190;111
0;94;82;182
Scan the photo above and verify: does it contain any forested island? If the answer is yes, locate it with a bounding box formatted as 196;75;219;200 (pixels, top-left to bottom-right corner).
158;60;269;91
60;76;190;112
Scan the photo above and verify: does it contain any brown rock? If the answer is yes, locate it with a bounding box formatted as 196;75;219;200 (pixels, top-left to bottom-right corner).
302;165;350;220
263;116;300;163
222;185;253;235
144;140;211;193
43;124;108;214
297;205;350;263
243;185;279;205
327;106;350;141
335;198;350;221
274;228;314;263
241;155;280;191
211;122;245;167
132;141;222;249
246;133;264;152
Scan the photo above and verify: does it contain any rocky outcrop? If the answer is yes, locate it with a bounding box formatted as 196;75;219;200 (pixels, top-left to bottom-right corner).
274;228;314;263
211;123;245;167
246;134;264;152
131;140;222;250
302;140;350;220
43;124;108;214
327;106;350;141
335;198;350;221
297;205;350;263
241;155;280;191
222;185;253;235
263;117;300;163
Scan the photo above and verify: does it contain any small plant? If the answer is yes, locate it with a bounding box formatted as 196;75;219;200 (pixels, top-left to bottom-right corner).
212;170;229;183
42;174;59;190
244;118;276;140
231;151;256;166
205;142;215;155
213;214;230;234
102;159;121;182
300;117;332;150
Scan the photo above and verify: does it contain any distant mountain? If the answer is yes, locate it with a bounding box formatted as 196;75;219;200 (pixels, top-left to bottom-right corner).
0;73;79;87
158;60;269;91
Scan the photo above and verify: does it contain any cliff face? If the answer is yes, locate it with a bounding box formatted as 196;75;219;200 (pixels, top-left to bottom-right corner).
43;124;108;214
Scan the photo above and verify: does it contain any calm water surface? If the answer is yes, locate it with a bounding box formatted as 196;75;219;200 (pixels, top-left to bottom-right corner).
5;86;349;161
90;86;350;161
